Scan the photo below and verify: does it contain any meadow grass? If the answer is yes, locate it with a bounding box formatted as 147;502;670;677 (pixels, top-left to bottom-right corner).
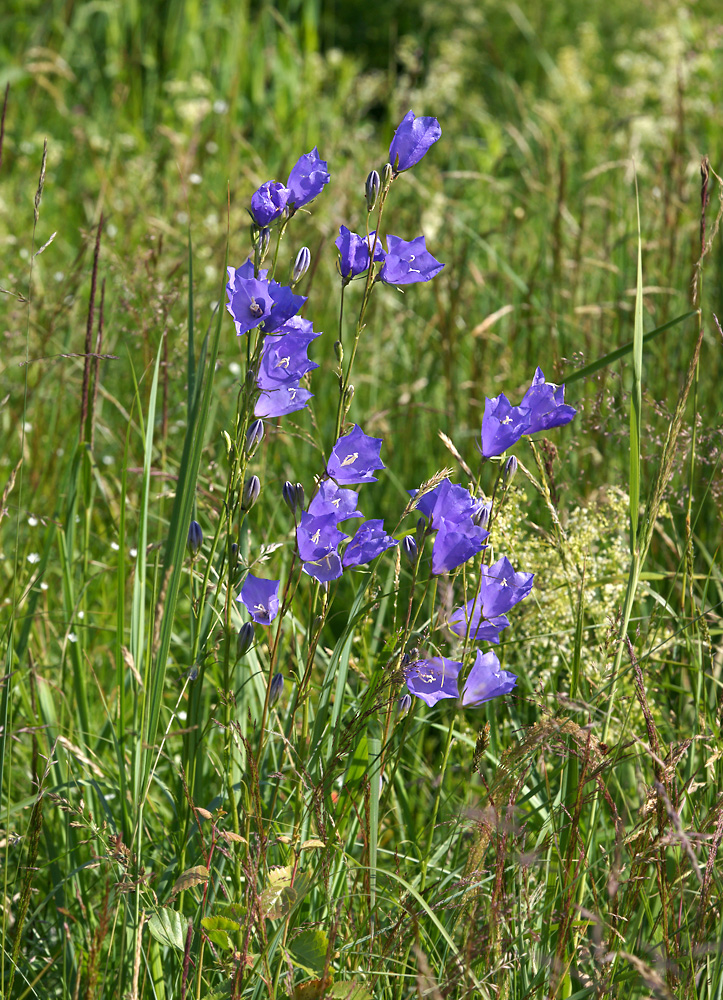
2;3;723;998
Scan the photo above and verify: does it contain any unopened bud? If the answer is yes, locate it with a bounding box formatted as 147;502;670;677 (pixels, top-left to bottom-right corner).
344;385;355;407
334;340;343;364
283;481;299;513
365;169;381;212
269;672;285;707
237;621;255;658
294;482;304;511
402;535;418;565
229;542;239;569
245;419;264;456
241;474;261;510
292;246;311;284
503;455;518;487
381;162;393;189
473;503;491;530
396;692;412;719
257;226;271;259
187;520;203;557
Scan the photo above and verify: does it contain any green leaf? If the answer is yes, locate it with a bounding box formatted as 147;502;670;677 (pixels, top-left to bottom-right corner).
201;915;238;950
329;983;372;1000
343;732;368;790
170;864;209;898
147;908;185;951
260;867;313;919
289;929;329;973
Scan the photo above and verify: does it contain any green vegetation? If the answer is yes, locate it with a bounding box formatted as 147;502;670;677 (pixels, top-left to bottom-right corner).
2;2;723;997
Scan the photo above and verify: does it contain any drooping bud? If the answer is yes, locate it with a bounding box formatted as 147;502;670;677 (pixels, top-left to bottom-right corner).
381;162;393;189
365;169;381;212
503;455;518;487
292;246;311;284
245;419;264;456
187;520;203;557
401;535;418;565
269;672;285;707
237;621;255;658
241;474;261;511
396;692;412;719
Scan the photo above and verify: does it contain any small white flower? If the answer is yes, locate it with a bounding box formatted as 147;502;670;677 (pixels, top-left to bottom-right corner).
68;633;78;643
78;610;85;619
28;516;39;527
27;552;40;564
110;541;120;551
40;582;48;591
130;547;138;558
213;99;228;114
102;455;114;466
228;362;241;376
189;173;202;185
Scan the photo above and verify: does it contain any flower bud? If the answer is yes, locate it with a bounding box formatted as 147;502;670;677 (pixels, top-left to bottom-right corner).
396;692;412;719
257;226;271;259
269;672;284;707
503;455;518;487
187;520;203;557
245;419;264;456
292;246;311;284
283;481;299;513
381;162;393;189
365;169;381;212
344;384;355;407
473;503;490;530
241;474;261;510
294;482;304;511
334;340;343;364
237;621;255;658
401;535;418;565
229;542;239;569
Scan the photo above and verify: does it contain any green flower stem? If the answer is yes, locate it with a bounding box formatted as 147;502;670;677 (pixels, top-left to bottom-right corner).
419;712;456;895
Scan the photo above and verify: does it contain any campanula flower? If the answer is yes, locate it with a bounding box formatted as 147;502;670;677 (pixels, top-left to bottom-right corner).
292;246;311;284
302;551;343;583
237;574;281;625
396;692;412;719
520;367;577;434
413;479;486;530
447;605;510;644
262;282;307;333
296;512;347;562
269;672;285;707
245;418;264;455
226;261;273;335
477;555;534;617
379;235;444;285
461;651;517;706
342;519;398;568
405;656;461;707
237;621;255;658
335;226;385;282
389;111;442;173
250;180;290;227
283;481;302;514
365;169;381;211
401;535;418;565
256;331;319;390
431;518;488;575
241;475;261;510
480;393;531;458
327;424;385;485
308;480;363;522
286;148;330;211
255;384;312;418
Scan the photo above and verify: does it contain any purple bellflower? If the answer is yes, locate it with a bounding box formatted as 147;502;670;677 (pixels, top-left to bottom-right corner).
256;331;319;391
480;393;531;458
286;148;330;212
250;180;290;227
302;551;343;583
296;512;348;562
262;282;307;333
431;518;488;575
406;656;461;707
336;226;386;282
461;651;517;706
308;480;363;523
476;555;534;617
447;604;510;644
255;384;313;418
238;574;281;625
389;110;442;173
342;519;398;568
327;424;385;485
379;235;444;285
226;262;273;335
520;367;577;434
414;479;486;530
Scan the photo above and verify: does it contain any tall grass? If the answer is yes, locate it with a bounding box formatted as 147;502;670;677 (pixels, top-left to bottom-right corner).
2;3;723;998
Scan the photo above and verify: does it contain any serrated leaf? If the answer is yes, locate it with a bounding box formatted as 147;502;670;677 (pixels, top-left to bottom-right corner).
290;929;329;973
202;983;233;1000
170;864;209;897
291;975;334;1000
147;908;185;951
329;982;371;1000
213;902;246;924
201;915;238;949
300;839;325;850
261;867;313;919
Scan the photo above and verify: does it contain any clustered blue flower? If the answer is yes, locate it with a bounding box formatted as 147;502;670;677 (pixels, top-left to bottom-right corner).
481;367;576;458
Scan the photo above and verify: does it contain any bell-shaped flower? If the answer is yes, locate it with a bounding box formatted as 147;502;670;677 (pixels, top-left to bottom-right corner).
520;367;577;434
447;603;510;644
431;517;488;575
405;656;461;707
308;480;363;523
327;424;385;485
480;393;531;458
226;261;273;335
413;479;486;530
461;651;517;706
262;281;307;333
237;574;281;625
286;147;330;211
335;226;386;281
389;110;442;173
379;234;444;285
256;331;318;391
296;512;347;562
477;556;534;618
254;384;312;418
250;180;290;227
302;551;343;583
342;519;398;568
